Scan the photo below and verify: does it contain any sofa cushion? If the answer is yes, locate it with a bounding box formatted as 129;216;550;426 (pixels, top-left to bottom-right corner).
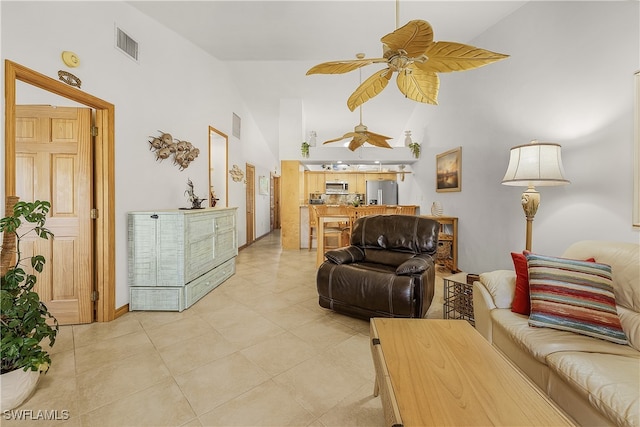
491;309;639;363
546;351;640;427
350;214;439;254
324;246;364;264
618;305;640;352
562;240;640;312
363;248;415;267
511;252;531;315
561;240;640;352
479;270;515;309
316;262;417;318
526;253;628;345
511;251;596;316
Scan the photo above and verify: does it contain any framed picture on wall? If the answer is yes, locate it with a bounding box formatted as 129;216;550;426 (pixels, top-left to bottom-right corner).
436;147;462;193
259;175;269;195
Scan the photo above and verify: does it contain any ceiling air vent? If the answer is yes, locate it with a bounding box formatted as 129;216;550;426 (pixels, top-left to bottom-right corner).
115;26;139;62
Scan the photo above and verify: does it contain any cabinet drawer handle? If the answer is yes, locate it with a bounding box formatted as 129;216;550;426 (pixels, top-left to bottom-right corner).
151;214;159;219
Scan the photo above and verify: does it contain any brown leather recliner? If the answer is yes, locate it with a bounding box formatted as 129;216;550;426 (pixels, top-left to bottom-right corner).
316;214;439;320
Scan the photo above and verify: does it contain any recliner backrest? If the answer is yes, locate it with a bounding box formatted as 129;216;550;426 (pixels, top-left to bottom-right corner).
350;215;439;255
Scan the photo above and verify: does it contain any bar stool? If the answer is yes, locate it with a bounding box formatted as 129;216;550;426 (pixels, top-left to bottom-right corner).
308;205;318;251
313;205;348;252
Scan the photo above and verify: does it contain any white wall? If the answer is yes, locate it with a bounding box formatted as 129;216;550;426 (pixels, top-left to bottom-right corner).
403;1;639;273
1;1;277;308
2;1;639;306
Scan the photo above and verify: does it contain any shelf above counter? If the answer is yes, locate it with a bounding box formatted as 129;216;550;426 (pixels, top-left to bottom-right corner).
300;146;418;166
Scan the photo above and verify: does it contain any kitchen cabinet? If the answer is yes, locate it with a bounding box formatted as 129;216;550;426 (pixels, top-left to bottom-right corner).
303;171;397;199
305;171;325;194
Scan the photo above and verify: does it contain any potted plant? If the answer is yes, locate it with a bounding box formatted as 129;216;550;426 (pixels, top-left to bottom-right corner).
0;199;58;411
409;141;421;159
301;141;310;158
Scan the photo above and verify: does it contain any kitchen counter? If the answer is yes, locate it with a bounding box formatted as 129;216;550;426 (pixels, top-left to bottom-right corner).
300;205;420;249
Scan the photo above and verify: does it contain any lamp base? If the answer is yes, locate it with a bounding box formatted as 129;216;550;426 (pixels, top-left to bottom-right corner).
521;186;540;252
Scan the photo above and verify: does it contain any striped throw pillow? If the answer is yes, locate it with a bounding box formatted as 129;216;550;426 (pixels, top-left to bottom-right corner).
526;253;628;345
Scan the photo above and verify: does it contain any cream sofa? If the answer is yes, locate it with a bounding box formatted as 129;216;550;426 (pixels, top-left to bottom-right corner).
473;240;639;427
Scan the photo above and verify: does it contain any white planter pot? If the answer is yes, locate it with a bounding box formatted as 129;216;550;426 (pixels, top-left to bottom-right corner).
0;368;41;411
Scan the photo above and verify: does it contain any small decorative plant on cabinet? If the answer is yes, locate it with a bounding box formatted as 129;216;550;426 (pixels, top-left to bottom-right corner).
0;198;58;411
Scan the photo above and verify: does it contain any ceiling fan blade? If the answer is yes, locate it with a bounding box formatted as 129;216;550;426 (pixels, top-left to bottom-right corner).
381;20;434;58
397;66;440;105
323;132;359;144
348;135;367;151
306;58;386;75
366;130;392;140
347;68;393;111
366;133;393;149
416;41;510;73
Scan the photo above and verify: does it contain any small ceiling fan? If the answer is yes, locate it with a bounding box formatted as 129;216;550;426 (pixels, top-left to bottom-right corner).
322;54;393;151
322;109;393;151
307;19;509;111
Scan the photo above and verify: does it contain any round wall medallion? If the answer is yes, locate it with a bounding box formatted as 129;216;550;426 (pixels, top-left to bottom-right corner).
61;51;80;68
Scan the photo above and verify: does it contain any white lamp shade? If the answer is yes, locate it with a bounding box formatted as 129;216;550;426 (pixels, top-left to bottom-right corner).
502;141;570;187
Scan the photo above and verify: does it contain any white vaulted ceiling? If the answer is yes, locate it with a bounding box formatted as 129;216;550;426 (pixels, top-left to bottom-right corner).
128;1;527;153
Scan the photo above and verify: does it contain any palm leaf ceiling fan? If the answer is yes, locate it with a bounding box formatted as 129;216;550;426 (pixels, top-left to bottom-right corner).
306;12;509;112
322;53;393;151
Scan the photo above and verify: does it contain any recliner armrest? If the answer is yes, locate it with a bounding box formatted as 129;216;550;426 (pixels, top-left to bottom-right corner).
324;246;365;264
396;253;435;275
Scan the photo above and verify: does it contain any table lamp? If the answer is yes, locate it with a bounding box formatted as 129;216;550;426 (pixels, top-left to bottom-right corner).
502;140;569;251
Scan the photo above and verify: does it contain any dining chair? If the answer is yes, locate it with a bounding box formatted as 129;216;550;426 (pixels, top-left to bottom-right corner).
396;206;416;215
313;205;348;251
308;205;318;251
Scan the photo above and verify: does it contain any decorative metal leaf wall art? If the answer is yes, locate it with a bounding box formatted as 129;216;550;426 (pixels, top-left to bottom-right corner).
229;164;245;182
148;131;200;170
307;20;509;110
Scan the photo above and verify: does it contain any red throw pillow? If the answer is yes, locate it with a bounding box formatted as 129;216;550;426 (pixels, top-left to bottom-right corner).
510;251;596;315
511;252;531;315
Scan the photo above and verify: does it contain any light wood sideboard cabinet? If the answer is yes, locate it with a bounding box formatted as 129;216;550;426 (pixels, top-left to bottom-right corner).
128;207;238;311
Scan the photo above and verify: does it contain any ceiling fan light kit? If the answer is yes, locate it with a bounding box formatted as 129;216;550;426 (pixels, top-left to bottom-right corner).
307;19;509;111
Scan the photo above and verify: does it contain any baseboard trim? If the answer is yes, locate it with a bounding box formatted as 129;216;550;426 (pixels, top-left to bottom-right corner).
115;304;129;319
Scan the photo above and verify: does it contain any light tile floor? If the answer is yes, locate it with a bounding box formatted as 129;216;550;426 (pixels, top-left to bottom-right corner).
4;231;445;427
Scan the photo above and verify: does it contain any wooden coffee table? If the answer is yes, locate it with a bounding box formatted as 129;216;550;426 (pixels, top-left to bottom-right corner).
370;318;576;426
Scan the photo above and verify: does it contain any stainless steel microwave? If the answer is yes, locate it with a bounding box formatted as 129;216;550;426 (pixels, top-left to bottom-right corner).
325;181;348;194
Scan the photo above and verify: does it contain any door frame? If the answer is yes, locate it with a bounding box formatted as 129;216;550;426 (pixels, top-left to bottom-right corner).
245;163;255;245
4;60;116;322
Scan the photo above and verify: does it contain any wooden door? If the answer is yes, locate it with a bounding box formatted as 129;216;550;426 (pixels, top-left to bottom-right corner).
245;163;255;245
15;105;93;325
271;175;281;230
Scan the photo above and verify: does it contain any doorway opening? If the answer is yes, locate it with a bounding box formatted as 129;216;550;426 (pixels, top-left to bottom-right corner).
4;60;116;322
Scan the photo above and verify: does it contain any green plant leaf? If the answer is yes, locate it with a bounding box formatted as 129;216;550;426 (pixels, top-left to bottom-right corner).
1;199;57;373
31;255;46;272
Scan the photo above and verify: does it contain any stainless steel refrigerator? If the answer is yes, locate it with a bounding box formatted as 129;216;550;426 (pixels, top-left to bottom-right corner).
366;180;398;205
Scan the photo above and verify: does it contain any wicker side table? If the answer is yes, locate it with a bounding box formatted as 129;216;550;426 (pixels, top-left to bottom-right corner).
443;272;477;325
